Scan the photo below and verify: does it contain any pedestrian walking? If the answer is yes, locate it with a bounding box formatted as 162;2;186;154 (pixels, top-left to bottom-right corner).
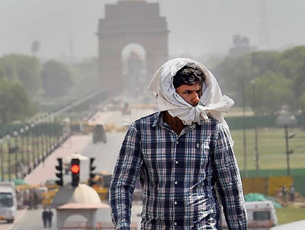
42;208;48;228
109;58;247;229
28;193;33;210
281;185;287;202
290;184;295;202
33;190;38;209
47;208;53;228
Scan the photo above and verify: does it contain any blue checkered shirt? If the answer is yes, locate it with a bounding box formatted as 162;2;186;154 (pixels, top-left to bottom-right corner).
110;112;247;230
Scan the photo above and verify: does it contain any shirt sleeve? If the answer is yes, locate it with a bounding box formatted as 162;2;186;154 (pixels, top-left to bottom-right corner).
109;122;143;230
212;124;248;230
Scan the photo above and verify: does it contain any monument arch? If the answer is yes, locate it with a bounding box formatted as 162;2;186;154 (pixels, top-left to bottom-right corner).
97;0;169;94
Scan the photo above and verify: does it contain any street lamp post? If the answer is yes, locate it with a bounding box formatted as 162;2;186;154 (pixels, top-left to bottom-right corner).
46;114;51;156
6;134;11;181
40;118;45;163
41;115;46;162
13;131;18;179
276;112;296;176
0;137;4;181
53;115;59;150
242;81;247;177
37;118;43;164
251;80;259;176
24;125;29;177
34;119;40;166
20;128;24;165
284;125;291;175
31;122;35;171
54;116;60;147
44;117;48;158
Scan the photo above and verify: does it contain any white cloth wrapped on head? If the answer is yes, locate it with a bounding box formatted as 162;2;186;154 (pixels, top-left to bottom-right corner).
148;58;234;145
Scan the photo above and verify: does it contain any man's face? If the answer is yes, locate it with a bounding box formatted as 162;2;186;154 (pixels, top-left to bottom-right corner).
176;82;202;107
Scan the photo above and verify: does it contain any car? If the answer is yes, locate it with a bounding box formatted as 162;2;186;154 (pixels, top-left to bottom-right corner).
92;124;107;144
221;201;278;230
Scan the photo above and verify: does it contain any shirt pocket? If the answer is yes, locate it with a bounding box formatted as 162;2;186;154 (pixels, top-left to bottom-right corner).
193;141;210;168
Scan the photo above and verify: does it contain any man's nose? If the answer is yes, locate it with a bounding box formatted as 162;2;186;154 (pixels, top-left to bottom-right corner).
192;93;200;104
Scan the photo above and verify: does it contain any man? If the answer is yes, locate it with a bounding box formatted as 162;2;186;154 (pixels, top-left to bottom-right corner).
289;184;295;202
47;208;53;228
42;208;48;228
110;58;247;229
281;186;287;202
33;189;38;209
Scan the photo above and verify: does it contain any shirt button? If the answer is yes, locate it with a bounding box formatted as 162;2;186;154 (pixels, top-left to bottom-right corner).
174;201;177;205
176;141;179;145
175;161;178;164
175;181;178;185
174;222;177;226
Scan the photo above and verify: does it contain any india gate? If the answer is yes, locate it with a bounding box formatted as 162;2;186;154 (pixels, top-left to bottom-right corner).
97;0;169;94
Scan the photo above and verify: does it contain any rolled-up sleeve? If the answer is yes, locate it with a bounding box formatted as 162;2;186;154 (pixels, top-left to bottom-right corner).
213;125;248;230
109;123;143;230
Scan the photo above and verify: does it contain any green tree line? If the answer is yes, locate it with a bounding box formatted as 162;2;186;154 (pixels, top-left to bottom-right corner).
1;46;305;124
0;53;99;124
212;46;305;116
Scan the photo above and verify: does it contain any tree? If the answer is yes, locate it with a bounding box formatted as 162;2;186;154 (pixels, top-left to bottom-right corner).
0;54;42;98
245;72;295;115
41;60;73;98
67;57;100;97
299;92;305;117
279;46;305;98
212;54;259;106
212;46;305;114
0;78;37;124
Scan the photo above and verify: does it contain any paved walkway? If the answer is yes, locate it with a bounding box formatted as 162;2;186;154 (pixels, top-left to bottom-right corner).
270;219;305;230
0;209;27;230
24;135;91;185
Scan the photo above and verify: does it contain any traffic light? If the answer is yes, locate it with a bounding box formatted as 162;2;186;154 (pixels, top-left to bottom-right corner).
55;158;63;186
71;158;80;187
88;157;96;187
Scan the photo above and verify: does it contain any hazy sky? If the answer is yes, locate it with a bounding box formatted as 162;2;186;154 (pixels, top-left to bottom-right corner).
1;0;304;61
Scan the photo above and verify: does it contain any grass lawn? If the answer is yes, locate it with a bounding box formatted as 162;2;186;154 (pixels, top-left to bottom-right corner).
231;128;305;170
276;207;305;225
231;127;305;225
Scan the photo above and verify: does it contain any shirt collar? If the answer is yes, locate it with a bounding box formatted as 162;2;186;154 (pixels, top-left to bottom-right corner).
152;111;205;127
152;111;163;127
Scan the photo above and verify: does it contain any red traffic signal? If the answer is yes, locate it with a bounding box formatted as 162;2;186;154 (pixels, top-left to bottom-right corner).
71;158;80;187
71;164;80;174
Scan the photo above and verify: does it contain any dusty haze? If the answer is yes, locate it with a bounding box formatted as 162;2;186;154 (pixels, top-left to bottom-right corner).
0;0;304;61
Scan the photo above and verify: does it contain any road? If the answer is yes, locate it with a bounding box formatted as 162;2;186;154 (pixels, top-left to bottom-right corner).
0;210;27;230
9;205;143;230
78;109;155;182
9;108;154;230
